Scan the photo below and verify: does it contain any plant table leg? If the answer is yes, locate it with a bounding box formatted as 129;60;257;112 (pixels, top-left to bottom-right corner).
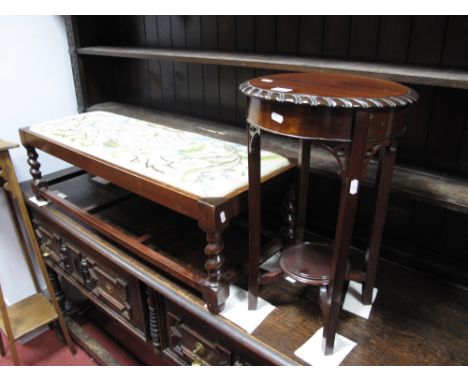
322;110;370;355
294;140;311;244
247;123;261;310
362;141;398;304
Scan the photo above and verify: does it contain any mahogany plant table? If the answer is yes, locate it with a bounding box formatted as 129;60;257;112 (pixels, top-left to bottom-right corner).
19;113;294;315
240;72;418;355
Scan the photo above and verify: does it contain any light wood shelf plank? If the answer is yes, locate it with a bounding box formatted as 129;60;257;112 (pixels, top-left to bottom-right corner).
0;140;18;152
0;293;57;340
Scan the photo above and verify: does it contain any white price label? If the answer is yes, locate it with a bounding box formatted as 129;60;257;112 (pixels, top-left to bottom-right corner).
350;179;359;195
271;112;284;124
271;87;292;92
29;196;49;207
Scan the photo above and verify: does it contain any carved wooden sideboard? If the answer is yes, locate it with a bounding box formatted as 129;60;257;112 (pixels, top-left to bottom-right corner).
22;163;299;366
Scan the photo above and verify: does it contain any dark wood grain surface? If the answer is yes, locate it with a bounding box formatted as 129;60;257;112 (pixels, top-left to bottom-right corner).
247;71;413;99
255;256;468;365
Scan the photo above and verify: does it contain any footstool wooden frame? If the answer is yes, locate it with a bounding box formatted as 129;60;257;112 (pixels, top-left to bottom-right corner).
19;115;294;314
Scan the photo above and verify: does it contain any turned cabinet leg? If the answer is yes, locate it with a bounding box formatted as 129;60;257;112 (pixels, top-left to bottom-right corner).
362;141;398;305
281;183;296;246
25;145;47;200
47;267;66;311
322;176;363;355
44;268;67;346
145;287;162;352
322;111;370;355
202;230;229;314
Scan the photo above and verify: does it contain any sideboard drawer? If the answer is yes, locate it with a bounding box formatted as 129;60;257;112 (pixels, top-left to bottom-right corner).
32;217;146;333
163;300;252;366
82;255;133;321
35;224;81;279
165;301;232;366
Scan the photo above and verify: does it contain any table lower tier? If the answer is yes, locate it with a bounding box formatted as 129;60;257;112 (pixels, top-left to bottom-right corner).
279;242;361;286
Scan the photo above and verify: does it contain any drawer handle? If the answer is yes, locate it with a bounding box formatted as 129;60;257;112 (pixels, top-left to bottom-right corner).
190;342;205;366
40;237;51;258
60;241;72;271
42;247;51;258
192;342;205;357
81;258;93;289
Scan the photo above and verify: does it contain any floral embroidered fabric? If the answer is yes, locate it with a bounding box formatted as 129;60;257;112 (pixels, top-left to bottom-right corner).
30;111;290;198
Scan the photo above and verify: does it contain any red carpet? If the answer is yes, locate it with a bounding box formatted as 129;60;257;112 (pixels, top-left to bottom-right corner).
0;330;97;366
81;322;139;366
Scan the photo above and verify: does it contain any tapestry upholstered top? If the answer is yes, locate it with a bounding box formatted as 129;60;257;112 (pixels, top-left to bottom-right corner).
30;111;290;198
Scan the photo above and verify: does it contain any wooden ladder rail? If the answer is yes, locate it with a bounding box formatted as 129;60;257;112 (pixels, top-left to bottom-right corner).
0;142;76;365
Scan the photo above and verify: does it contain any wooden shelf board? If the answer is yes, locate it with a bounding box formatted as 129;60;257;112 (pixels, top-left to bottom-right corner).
308;147;468;215
77;46;468;90
0;293;57;340
87;102;468;215
0;140;18;152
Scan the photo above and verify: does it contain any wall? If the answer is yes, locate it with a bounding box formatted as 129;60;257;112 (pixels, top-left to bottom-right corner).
0;16;77;304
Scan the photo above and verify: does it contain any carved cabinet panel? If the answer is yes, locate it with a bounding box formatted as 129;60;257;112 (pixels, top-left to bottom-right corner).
84;256;133;321
32;217;146;333
30;207;263;365
163;300;251;366
35;223;81;280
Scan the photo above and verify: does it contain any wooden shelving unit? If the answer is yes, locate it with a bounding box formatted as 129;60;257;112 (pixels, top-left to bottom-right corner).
0;294;57;340
77;46;468;90
0;141;76;365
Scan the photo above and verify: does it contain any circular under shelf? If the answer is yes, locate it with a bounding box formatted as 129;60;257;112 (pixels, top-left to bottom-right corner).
279;242;350;286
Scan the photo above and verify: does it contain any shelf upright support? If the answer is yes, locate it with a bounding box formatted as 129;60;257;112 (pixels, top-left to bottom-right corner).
0;140;76;365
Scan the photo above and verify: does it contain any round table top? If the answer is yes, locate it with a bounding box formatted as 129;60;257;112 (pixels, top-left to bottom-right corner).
239;71;418;109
